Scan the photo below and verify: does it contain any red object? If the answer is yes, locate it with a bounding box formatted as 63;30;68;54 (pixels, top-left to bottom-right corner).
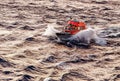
65;20;86;35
